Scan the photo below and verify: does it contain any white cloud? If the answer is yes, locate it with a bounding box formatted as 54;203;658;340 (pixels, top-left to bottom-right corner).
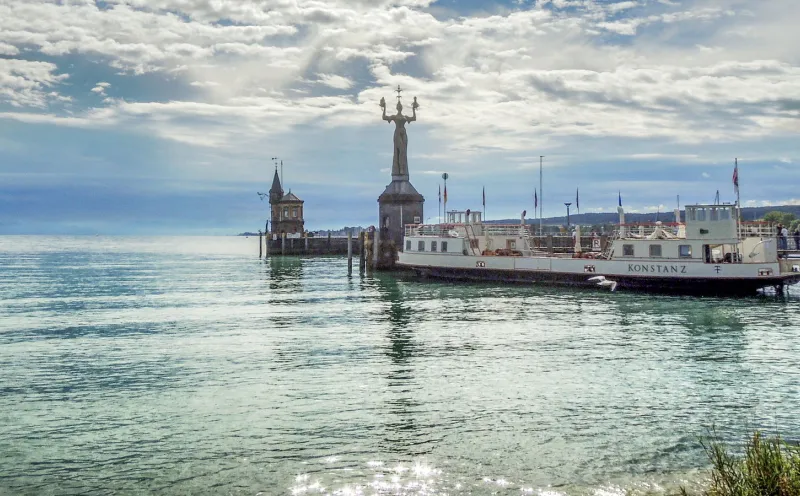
317;74;353;90
702;172;710;178
0;0;798;176
0;42;19;56
0;59;69;107
91;81;111;95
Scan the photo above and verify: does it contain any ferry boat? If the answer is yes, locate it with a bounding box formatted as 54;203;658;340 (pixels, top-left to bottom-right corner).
397;204;800;295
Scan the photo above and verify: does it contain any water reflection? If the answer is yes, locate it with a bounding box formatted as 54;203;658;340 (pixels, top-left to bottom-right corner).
374;275;434;456
265;256;304;287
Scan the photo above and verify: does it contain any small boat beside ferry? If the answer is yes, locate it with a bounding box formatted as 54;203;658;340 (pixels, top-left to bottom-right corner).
397;204;800;295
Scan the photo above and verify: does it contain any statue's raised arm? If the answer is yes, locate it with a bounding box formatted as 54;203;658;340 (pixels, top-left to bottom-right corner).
380;97;393;122
407;96;418;123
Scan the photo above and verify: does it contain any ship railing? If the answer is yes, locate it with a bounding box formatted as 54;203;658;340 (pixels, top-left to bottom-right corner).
482;224;533;237
405;224;464;238
616;222;684;239
738;221;775;238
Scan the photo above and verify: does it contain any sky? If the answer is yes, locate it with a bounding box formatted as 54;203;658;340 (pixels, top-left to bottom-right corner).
0;0;798;234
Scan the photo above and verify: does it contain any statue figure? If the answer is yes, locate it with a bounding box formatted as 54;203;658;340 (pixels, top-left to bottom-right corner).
380;91;418;179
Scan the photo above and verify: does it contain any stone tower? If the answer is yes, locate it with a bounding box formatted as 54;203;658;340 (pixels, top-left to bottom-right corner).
268;168;305;235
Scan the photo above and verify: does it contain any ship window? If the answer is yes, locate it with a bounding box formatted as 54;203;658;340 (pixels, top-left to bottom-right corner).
442;241;448;252
650;244;662;257
406;240;411;251
720;209;730;220
418;240;425;251
679;245;692;258
696;208;706;221
431;241;438;252
687;208;696;221
623;244;634;256
710;208;718;221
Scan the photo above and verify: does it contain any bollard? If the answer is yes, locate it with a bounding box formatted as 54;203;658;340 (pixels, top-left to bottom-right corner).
547;234;554;255
258;230;263;258
282;233;286;255
347;232;353;275
359;232;366;273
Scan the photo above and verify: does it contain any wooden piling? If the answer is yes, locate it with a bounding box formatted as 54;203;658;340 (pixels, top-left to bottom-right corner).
304;234;309;253
258;230;263;258
282;233;286;255
359;232;366;273
265;232;270;257
347;232;353;275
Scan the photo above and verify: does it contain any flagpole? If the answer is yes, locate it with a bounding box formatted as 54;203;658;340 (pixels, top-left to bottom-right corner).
735;157;740;207
539;156;544;236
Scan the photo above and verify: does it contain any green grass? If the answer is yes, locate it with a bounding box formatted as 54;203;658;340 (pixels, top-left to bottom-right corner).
683;431;800;496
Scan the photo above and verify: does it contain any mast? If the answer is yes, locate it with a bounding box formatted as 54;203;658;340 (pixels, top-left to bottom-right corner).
539;156;544;236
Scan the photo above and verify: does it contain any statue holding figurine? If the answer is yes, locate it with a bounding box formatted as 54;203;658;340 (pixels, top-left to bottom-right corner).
380;86;419;180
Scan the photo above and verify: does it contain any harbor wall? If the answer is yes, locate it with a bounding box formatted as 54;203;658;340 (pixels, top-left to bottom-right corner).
265;234;364;256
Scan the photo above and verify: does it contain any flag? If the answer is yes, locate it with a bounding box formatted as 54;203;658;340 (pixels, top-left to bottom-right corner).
438;184;441;202
444;184;448;203
733;160;739;194
618;191;622;207
534;190;538;209
482;186;485;208
576;187;580;212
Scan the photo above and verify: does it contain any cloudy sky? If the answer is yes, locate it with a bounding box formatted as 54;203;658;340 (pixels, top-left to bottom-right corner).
0;0;798;234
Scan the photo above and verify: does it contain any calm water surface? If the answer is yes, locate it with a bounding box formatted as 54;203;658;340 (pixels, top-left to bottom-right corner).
1;236;799;495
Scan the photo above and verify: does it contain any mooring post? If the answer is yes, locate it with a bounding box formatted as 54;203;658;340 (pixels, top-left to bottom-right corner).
282;233;286;255
359;232;366;273
304;233;309;253
265;231;270;257
258;230;263;258
373;229;380;269
347;232;353;275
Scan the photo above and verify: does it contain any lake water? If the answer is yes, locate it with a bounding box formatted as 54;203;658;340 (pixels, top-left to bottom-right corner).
1;236;799;495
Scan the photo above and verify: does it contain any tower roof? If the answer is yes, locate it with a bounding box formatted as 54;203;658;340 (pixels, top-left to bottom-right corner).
269;168;282;195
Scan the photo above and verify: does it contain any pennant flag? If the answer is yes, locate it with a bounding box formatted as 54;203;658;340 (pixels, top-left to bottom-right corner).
534;190;538;209
444;185;448;203
576;187;580;212
618;191;622;207
733;160;739;193
438;184;441;202
482;186;485;208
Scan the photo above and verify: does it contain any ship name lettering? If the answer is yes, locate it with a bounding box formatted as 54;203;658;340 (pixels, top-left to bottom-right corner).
627;264;687;274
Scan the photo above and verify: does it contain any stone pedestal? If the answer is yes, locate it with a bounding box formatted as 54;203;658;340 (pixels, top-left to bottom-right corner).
377;179;424;269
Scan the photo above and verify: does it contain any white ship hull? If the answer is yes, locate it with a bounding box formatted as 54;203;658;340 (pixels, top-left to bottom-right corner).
398;252;799;294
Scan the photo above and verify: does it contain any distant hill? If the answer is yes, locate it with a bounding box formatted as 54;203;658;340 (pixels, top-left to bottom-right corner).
487;205;800;226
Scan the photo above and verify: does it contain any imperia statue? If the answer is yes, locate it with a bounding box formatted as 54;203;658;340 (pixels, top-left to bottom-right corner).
380;88;419;179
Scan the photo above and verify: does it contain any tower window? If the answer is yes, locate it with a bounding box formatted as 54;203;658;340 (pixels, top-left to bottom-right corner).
283;207;289;219
292;207;298;218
